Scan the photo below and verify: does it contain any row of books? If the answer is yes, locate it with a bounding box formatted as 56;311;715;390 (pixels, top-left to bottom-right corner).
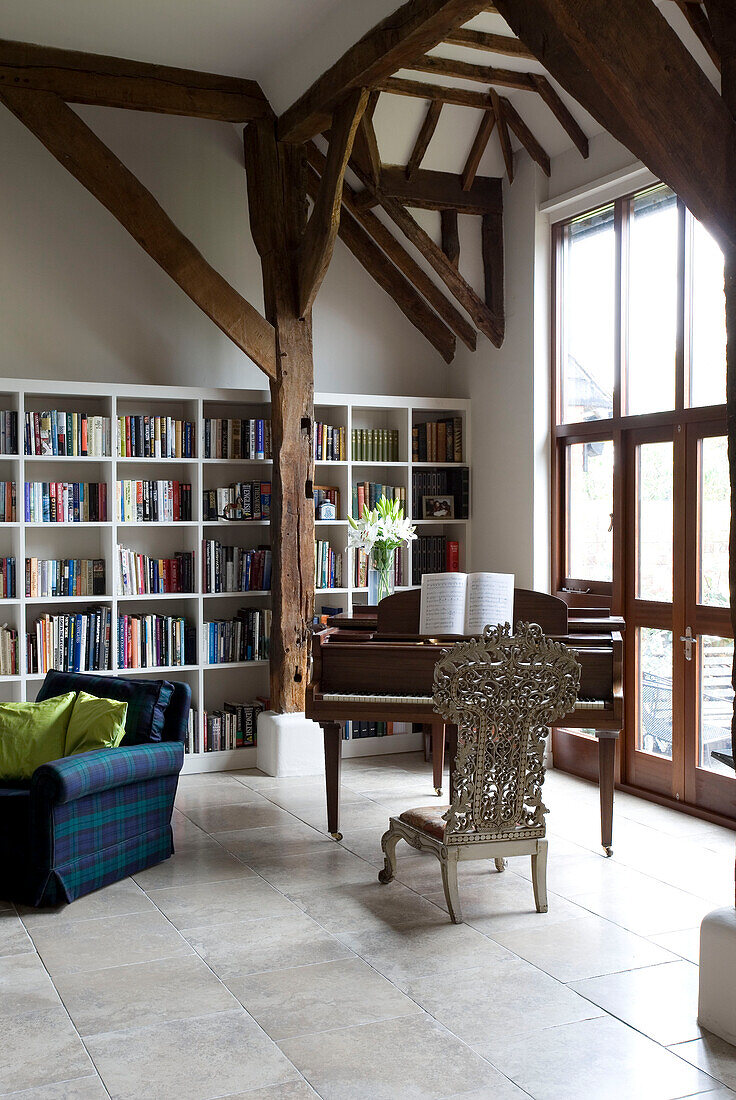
0;412;18;456
0;624;18;675
314;422;346;462
0;483;16;522
315;541;343;590
411;467;470;520
352;482;406;519
24;482;107;524
202;482;271;522
202;608;271;664
314;486;340;517
344;721;393;739
0;559;15;600
26;558;106;599
25;411;111;457
353;547;404;589
117;415;195;459
118;614;196;670
27;607;112;674
202;542;272;593
412;417;463;463
117;481;193;523
411;536;459;584
117;547;195;595
204;418;271;460
351;428;400;462
192;701;266;753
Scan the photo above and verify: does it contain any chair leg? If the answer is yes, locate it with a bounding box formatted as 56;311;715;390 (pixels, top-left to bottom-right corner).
439;849;463;924
531;839;548;913
378;826;401;884
494;857;507;872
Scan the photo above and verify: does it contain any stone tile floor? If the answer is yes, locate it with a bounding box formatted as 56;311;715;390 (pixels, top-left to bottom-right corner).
3;752;736;1098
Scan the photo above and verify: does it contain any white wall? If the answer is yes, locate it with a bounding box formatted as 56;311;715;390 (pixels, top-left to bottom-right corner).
0;103;456;399
457;130;637;590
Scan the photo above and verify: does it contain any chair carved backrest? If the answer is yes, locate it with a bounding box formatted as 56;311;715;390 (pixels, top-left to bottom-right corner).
433;622;581;842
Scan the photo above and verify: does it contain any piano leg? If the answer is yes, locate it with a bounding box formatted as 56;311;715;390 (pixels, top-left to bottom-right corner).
323;721;343;841
431;723;445;796
598;734;617;857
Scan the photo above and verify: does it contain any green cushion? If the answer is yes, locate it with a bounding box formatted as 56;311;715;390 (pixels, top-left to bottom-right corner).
65;691;128;757
0;693;76;780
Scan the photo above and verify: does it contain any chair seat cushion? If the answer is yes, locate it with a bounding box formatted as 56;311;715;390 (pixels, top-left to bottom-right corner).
399;805;450;840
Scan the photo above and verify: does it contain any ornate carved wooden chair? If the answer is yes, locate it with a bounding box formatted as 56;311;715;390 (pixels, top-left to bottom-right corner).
378;622;580;924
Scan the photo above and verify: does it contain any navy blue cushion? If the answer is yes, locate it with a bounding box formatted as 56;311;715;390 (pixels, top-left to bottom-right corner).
36;672;173;746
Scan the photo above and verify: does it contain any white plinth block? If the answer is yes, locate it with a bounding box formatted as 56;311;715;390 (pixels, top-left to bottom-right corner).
699;906;736;1046
256;711;324;777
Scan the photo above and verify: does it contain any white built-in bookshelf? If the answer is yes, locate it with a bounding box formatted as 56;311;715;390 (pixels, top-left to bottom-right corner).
0;380;470;772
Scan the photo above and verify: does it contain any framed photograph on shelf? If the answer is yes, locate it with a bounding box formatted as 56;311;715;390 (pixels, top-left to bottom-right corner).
422;495;454;519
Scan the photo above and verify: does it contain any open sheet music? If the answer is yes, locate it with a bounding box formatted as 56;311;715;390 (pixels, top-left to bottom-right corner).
419;571;515;635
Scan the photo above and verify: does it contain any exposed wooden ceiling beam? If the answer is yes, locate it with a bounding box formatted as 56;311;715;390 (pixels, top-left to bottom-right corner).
500;95;551;175
0;38;271;122
443;29;535;59
377;76;493;109
493;0;736;250
674;0;721;70
406;100;443;179
1;86;277;378
441;209;460;267
531;74;589;158
491;89;514;182
408;54;536;90
352;93;382;186
309;145;476;349
461;107;496;190
376;165;503;213
278;0;488;144
482;211;504;341
305;162;458;362
298;89;368;317
349;156;504;345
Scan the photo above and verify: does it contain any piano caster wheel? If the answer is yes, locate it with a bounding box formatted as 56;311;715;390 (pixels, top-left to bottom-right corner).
604;846;613;858
330;831;343;842
435;787;442;797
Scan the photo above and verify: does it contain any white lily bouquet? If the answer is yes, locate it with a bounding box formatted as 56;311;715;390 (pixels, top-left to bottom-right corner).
348;495;417;604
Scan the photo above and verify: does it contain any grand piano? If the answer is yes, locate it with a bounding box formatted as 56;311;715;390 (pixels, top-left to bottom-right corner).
306;587;624;856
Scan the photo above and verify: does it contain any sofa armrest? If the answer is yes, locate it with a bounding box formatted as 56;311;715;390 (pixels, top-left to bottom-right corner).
32;742;185;806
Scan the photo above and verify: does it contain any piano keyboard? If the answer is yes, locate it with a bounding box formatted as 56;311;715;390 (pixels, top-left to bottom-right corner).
322;692;432;705
321;691;610;710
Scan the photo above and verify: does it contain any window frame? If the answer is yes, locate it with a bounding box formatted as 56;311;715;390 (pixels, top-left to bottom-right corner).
551;185;727;608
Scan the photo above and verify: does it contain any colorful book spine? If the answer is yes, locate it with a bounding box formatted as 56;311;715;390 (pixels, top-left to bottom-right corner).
202;482;271;522
117;613;196;669
117;480;192;523
203;418;272;459
25;411;110;456
25;558;106;598
24;482;107;523
116;415;195;458
202;608;271;664
26;606;111;673
116;546;194;595
201;542;272;593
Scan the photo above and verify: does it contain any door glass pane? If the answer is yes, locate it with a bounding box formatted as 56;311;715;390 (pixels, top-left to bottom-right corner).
638;627;673;759
561;206;615;423
700;436;730;607
637;441;673;602
566;440;613;581
690;217;726;408
698;635;734;774
627;187;678;416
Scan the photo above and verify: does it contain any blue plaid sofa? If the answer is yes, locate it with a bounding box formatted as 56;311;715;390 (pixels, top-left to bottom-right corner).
0;671;190;906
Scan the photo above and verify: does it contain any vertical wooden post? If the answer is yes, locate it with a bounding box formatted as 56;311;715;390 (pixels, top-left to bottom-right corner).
244;120;315;712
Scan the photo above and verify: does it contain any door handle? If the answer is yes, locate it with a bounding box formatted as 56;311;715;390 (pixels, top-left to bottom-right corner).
679;627;696;661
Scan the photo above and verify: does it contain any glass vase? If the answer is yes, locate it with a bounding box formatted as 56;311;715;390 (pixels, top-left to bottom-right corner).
368;546;395;605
